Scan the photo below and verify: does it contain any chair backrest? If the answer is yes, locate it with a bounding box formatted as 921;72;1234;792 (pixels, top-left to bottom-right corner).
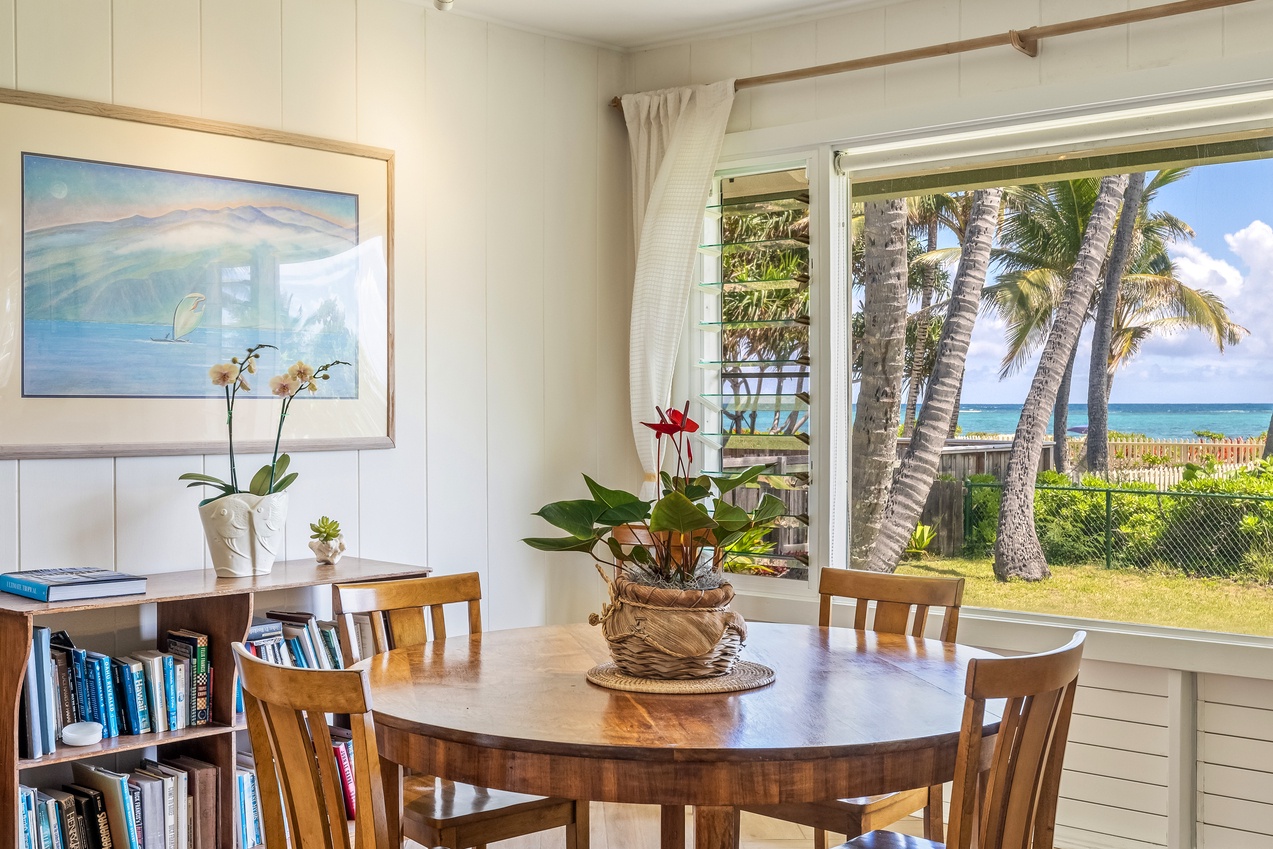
332;572;483;662
818;568;964;641
947;632;1086;849
233;642;390;849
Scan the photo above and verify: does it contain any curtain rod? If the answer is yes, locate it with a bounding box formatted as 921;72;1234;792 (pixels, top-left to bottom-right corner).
608;0;1255;109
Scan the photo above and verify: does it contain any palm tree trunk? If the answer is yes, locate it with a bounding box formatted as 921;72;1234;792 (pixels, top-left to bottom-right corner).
903;219;938;437
867;189;1003;573
851;198;909;570
1087;172;1146;476
995;174;1129;581
1053;347;1077;475
948;378;964;437
1264;410;1273;459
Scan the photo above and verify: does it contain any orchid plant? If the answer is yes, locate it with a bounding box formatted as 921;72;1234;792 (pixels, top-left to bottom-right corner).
179;344;349;504
524;403;787;588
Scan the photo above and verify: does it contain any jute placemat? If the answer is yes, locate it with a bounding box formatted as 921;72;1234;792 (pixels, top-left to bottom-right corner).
585;660;775;693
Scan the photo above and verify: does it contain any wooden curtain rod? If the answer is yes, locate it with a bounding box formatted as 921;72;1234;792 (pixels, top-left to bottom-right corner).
609;0;1255;109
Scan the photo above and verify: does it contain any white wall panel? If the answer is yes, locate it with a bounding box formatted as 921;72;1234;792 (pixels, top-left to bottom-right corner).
1201;763;1273;807
0;0;13;89
688;33;752;134
813;9;886;123
1128;0;1222;71
1076;686;1170;725
281;0;357;139
0;461;16;573
200;0;282;127
1198;824;1273;849
1066;742;1167;786
1059;771;1168;817
485;25;547;629
882;0;960;108
748;23;816;131
1039;0;1129;86
1056;798;1167;845
958;0;1040;96
1222;1;1273;56
18;459;114;569
1076;659;1170;697
628;43;691;94
112;0;200;112
115;455;206;574
1071;714;1171;757
281;450;360;562
15;0;110;100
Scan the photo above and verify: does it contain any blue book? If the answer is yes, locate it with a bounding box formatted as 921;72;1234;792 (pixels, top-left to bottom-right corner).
19;786;34;849
34;793;54;849
33;627;57;755
111;658;145;735
52;633;91;726
161;655;177;730
22;643;43;759
1;568;146;602
85;652;119;738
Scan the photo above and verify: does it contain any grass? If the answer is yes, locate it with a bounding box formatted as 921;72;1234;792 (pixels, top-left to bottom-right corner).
896;556;1273;637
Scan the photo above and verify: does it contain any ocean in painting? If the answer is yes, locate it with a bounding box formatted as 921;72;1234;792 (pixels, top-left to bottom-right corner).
22;153;362;398
948;403;1272;440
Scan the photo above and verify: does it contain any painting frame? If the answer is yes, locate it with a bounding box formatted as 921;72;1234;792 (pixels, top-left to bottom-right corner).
0;87;395;459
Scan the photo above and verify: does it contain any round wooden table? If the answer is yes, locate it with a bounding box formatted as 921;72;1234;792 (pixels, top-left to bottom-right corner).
365;621;1000;849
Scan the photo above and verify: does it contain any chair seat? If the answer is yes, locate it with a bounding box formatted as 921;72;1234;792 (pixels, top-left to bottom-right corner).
835;829;944;849
402;775;575;829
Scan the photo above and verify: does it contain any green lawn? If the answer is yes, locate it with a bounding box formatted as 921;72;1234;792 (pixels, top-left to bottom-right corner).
896;557;1273;637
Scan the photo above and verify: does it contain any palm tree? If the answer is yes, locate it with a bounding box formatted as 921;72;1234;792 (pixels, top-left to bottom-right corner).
902;194;960;436
994;174;1128;581
851;198;909;570
866;188;1004;572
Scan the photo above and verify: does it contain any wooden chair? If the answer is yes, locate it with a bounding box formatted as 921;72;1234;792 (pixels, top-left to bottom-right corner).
234;641;392;849
746;568;965;849
332;572;590;849
832;631;1087;849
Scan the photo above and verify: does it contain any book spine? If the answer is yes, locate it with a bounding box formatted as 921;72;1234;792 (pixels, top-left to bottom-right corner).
36;798;54;849
19;787;32;849
98;659;120;738
60;799;85;849
35;630;57;754
84;660;102;729
112;663;139;736
54;652;77;728
172;661;188;730
23;649;44;759
194;643;209;725
71;651;90;726
0;573;51;601
333;741;356;819
131;667;151;734
162;656;177;731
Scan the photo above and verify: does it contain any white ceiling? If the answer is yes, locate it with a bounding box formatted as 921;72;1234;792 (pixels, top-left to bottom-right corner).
449;0;887;50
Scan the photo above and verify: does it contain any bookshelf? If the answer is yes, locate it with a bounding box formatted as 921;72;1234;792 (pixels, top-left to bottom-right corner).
1;557;431;849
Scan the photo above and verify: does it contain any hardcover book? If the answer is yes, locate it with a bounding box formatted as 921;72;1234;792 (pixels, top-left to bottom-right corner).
0;568;147;602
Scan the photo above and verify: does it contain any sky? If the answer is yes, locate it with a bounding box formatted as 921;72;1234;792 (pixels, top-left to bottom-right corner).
958;157;1273;405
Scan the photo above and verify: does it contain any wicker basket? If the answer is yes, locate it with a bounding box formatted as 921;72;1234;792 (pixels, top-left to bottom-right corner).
591;574;747;680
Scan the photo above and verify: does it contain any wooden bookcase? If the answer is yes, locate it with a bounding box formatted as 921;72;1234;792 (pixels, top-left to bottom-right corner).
1;557;432;849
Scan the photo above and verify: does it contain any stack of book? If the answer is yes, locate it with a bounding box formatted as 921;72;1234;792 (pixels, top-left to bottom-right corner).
329;726;357;819
243;611;346;669
19;627;213;758
234;754;267;848
1;568;147;603
18;756;220;849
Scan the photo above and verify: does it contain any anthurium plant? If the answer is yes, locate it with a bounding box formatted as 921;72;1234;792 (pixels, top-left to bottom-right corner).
178;343;349;504
523;403;787;588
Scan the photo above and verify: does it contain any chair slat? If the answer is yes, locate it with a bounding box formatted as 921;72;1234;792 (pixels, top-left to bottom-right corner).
333;573;485;657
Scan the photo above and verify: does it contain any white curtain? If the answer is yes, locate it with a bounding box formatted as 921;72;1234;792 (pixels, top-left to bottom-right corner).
621;80;735;498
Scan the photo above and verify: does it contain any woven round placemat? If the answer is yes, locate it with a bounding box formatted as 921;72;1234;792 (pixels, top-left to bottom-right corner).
585;660;775;694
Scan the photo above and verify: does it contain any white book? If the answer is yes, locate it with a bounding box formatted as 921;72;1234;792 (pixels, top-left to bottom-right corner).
138;767;176;849
352;612;376;661
173;659;189;730
131;651;171;733
144;760;188;849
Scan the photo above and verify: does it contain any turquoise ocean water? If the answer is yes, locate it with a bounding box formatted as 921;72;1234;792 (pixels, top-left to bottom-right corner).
949;403;1272;440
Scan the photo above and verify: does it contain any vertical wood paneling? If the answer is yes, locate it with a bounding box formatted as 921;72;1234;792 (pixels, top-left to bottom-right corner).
282;450;361;562
882;0;960;107
18;459;114;569
115;455;206;574
958;0;1040;95
1128;0;1223;70
112;0;200;112
0;461;16;573
281;0;357;139
201;0;282;127
1039;0;1129;85
814;8;886;122
688;33;752;134
627;43;691;94
424;12;489;596
14;0;110;100
0;0;16;89
485;26;548;630
747;23;816;130
1222;0;1273;56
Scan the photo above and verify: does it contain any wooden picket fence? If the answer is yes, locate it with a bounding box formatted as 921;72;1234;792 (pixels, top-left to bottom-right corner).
1070;436;1266;468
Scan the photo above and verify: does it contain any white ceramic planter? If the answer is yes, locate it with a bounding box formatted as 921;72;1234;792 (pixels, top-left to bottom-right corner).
309;535;346;565
198;492;289;578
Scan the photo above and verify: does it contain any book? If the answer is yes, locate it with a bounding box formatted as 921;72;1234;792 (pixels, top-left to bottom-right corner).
70;764;138;849
165;631;209;725
135;768;175;849
63;784;114;849
51;633;91;730
110;658;147;735
35;792;58;849
280;624;318;669
266;611;332;669
142;760;187;849
85;652;119;738
318;621;345;669
21;640;44;758
50;647;78;728
0;568;147;602
172;659;188;730
244;618;283;642
20;786;37;849
129;652;172;733
45;789;86;849
34;627;58;753
350;612;377;661
127;784;144;849
162;758;217;849
332;735;356;818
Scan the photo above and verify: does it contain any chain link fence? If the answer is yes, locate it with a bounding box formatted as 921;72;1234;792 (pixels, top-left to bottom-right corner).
962;477;1273;583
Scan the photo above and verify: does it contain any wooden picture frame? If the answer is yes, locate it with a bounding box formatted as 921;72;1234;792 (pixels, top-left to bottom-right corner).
0;88;395;459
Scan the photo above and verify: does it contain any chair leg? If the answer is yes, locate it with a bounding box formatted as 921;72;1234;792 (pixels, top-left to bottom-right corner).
814;828;827;849
568;800;591;849
923;784;945;841
437;826;459;849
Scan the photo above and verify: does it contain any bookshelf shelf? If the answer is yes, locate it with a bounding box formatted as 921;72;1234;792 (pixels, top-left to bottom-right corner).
2;556;431;849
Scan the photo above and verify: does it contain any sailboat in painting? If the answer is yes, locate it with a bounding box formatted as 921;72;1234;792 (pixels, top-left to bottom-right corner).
152;293;206;343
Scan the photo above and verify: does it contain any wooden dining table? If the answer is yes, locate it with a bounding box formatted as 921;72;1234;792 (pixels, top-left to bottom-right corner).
364;621;1001;849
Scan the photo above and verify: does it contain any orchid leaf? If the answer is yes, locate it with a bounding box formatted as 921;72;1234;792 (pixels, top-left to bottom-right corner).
712;500;751;533
185;481;234;493
534;499;605;538
751;492;788;524
583;475;642;509
270;472;298;493
714;464;768;496
649;490;718;534
273;453;291;479
178;473;230;486
249;464;273;496
522;536;598;553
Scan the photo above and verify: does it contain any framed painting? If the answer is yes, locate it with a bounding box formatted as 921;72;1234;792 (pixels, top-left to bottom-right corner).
0;88;394;458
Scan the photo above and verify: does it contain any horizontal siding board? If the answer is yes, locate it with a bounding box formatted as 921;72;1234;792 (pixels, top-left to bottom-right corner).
1075;687;1168;726
1200;762;1273;805
1054;824;1165;849
1199;673;1273;710
1199;702;1273;742
1071;715;1170;757
1077;660;1170;698
1059;771;1168;816
1198;823;1273;849
1200;794;1273;833
1056;799;1167;845
1200;732;1273;772
1065;742;1168;786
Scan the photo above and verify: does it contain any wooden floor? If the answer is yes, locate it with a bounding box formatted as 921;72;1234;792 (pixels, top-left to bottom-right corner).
423;804;926;849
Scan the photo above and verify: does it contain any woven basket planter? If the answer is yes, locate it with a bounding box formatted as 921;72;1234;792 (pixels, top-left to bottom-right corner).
592;573;747;680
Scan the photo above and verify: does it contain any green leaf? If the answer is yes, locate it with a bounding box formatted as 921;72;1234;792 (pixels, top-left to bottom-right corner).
715;464;768;496
750;492;788;524
712;500;751;533
522;536;598;553
249;464;273;496
606;537;633;562
534;500;605;538
583;475;642;509
178;472;229;485
649;490;718;534
273;453;291;480
271;472;298;493
598;501;651;526
659;471;673;493
713;530;744;549
629;544;652;564
683;484;712;501
185;481;234;493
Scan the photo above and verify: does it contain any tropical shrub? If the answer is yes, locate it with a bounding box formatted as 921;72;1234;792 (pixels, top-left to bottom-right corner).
1151;469;1273;577
963;474;1001;557
905;523;938;559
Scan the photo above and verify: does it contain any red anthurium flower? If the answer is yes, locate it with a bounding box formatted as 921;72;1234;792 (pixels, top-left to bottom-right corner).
641;419;680;438
667;408;699;434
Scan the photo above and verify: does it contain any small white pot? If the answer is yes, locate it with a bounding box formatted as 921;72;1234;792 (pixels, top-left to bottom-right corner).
198;492;289;578
309;535;346;565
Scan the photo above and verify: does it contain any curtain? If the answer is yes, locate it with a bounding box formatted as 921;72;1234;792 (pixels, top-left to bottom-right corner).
621;80;735;498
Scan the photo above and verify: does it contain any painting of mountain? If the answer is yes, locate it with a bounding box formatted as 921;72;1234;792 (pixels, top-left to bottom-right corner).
22;153;363;398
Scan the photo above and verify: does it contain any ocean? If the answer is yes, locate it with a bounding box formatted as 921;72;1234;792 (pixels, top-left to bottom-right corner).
950;403;1272;440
